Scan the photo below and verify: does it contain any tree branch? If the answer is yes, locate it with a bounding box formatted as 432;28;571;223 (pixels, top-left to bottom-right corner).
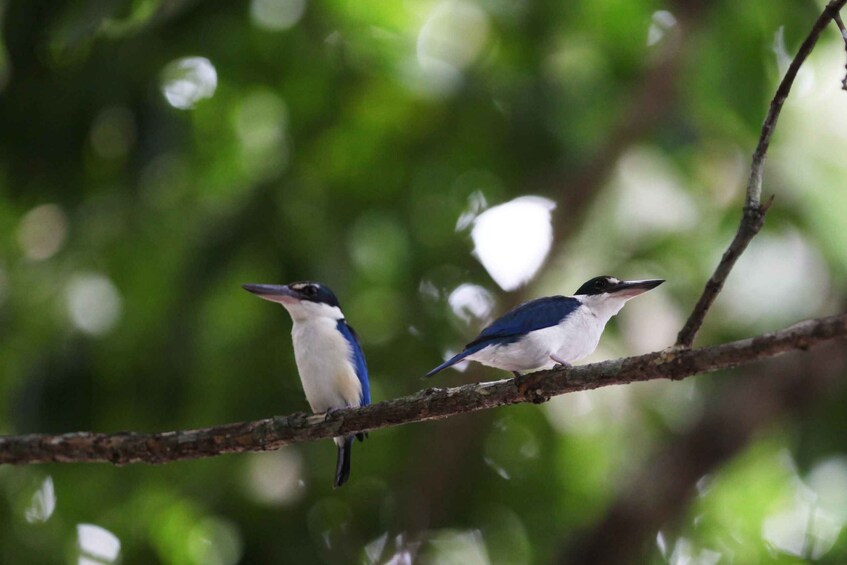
676;0;847;348
835;12;847;90
0;313;844;466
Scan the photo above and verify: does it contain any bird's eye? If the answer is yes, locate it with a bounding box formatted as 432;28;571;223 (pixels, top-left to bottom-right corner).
303;285;318;297
594;279;607;290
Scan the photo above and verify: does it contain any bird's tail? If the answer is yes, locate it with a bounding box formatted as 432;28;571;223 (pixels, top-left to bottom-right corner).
424;348;477;378
334;436;354;488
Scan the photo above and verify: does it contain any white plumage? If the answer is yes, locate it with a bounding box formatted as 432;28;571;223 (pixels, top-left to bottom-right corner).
290;313;363;414
242;281;370;488
427;276;664;378
465;293;630;372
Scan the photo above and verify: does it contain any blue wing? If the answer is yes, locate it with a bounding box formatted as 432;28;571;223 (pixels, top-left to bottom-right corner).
425;296;580;377
336;320;370;406
468;296;580;347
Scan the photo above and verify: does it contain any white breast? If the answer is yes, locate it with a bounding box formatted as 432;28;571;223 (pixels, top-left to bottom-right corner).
290;317;362;414
549;306;606;364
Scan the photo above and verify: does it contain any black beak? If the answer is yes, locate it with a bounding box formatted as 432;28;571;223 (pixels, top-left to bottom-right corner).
242;284;300;303
608;279;665;298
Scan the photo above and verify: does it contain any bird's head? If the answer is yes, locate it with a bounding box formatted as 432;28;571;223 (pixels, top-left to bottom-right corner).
242;281;343;321
574;275;664;320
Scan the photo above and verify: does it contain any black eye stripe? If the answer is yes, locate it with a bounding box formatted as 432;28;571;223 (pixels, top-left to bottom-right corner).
287;281;341;307
574;275;617;295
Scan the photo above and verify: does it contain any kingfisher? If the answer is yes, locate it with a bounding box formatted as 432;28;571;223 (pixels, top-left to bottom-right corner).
426;276;664;378
242;281;369;488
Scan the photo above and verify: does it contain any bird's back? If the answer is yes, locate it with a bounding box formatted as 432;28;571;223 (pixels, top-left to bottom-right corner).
468;295;581;348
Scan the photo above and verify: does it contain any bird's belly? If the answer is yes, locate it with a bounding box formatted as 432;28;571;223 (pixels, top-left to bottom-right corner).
470;313;606;372
468;335;553;372
551;312;603;363
292;321;362;414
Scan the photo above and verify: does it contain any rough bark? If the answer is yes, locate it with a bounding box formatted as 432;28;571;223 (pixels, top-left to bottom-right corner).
0;313;844;466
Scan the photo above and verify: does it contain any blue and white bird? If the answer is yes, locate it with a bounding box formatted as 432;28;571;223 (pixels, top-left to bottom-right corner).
243;281;369;488
426;276;664;378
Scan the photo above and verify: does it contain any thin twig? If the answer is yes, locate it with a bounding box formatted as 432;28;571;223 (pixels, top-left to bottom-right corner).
563;4;847;560
834;12;847;90
0;313;844;466
676;0;847;348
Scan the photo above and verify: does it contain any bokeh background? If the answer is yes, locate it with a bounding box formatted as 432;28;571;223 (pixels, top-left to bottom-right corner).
1;0;847;563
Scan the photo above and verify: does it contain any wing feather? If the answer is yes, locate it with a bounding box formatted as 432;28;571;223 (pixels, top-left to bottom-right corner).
425;296;580;377
336;320;370;406
467;296;580;347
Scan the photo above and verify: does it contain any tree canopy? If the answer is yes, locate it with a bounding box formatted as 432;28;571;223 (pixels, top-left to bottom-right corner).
1;0;846;563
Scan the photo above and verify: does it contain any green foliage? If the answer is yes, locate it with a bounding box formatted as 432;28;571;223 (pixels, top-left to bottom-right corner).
1;0;845;562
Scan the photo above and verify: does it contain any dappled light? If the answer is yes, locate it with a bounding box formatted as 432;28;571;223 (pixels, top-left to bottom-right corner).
365;532;415;565
807;456;847;524
469;196;556;291
160;57;218;110
759;454;847;559
250;0;307;31
2;0;847;562
647;11;677;47
24;476;55;524
77;524;121;564
242;449;306;506
17;204;68;262
447;283;494;325
65;273;123;336
663;537;721;565
414;1;490;98
421;529;490;564
720;230;830;327
612;148;699;240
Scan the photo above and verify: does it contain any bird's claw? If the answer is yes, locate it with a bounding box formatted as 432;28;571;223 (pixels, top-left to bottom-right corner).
550;354;571;369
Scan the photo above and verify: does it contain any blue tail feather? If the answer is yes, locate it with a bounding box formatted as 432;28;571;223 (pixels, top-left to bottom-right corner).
425;343;488;378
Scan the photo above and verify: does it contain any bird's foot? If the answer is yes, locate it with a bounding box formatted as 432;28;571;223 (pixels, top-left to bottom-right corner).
549;354;571;369
514;372;550;404
324;407;341;421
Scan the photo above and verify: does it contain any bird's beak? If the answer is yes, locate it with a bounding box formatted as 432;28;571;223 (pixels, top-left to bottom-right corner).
608;279;665;298
242;284;300;304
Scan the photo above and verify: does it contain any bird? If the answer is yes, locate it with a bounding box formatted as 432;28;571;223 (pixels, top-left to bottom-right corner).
242;281;369;488
425;276;664;378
